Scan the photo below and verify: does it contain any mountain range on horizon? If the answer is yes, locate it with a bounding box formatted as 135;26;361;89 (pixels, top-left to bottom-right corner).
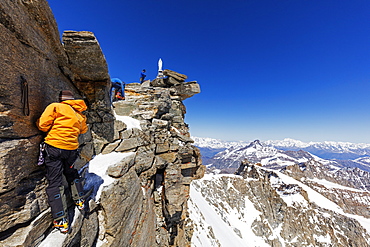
192;136;370;173
192;136;370;152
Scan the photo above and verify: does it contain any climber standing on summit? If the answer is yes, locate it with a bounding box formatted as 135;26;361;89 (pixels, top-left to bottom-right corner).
140;69;146;83
37;90;88;233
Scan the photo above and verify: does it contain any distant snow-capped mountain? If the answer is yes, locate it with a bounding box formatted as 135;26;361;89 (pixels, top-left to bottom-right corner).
191;136;248;149
266;138;370;150
193;137;370;159
201;139;338;173
266;138;370;160
192;137;370;172
191;137;248;164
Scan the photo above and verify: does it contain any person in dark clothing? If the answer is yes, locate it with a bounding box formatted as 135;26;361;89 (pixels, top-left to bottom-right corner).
140;69;146;83
110;78;125;102
37;90;88;233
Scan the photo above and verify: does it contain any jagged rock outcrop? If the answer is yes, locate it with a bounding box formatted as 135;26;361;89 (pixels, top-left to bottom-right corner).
96;76;204;247
281;160;370;218
0;1;204;246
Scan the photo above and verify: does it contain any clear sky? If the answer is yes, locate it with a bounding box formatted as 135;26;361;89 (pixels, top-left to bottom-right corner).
48;0;369;143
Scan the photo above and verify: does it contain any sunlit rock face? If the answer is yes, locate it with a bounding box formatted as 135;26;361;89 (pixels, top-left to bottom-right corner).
95;72;203;247
0;1;79;241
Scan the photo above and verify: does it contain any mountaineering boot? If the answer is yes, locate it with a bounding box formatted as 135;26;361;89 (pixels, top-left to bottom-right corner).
77;187;94;212
75;198;85;210
71;178;85;211
53;217;69;233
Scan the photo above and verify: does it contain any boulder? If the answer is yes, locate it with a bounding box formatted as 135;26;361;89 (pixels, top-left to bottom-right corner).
113;100;137;116
151;78;167;87
173;81;201;100
0;209;52;247
102;139;121;154
99;169;155;247
163;69;187;82
165;76;182;86
134;145;156;174
107;153;136;178
62;31;109;82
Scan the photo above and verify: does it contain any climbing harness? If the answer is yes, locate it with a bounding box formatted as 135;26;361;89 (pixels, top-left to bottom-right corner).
37;142;47;166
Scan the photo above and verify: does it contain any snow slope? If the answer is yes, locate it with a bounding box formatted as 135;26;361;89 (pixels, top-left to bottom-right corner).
189;175;268;247
190;171;370;246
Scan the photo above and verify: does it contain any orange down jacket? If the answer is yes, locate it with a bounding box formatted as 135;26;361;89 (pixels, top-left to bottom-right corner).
37;100;88;150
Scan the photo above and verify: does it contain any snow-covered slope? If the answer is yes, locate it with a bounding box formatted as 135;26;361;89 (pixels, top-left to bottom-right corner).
189;175;268;247
190;168;370;246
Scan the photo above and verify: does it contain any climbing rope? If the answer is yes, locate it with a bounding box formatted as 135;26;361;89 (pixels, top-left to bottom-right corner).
20;76;30;116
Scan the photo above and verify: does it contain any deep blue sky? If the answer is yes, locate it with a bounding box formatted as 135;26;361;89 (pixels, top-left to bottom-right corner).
48;0;369;143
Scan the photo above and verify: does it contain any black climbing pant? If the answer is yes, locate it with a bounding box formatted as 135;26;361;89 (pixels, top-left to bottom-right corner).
44;144;84;220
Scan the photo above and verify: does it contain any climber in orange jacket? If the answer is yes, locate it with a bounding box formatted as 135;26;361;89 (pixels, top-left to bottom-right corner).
37;90;88;233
